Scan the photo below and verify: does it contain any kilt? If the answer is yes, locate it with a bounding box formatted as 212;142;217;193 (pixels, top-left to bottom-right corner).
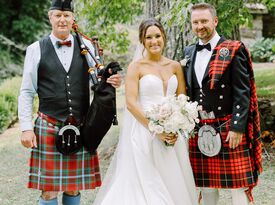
189;115;258;189
28;113;101;191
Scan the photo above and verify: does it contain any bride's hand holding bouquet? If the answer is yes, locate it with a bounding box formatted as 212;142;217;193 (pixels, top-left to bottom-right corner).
146;94;201;146
156;133;178;146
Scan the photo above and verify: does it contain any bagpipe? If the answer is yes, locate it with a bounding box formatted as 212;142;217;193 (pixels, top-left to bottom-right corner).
72;22;121;153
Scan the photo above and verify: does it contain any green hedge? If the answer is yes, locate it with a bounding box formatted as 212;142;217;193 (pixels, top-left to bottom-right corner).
0;77;22;133
250;38;275;62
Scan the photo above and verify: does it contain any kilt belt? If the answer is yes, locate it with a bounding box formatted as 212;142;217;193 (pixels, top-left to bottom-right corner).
28;112;101;191
189;114;258;191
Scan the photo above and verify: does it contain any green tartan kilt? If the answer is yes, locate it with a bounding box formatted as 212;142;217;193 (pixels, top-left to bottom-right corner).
28;115;101;191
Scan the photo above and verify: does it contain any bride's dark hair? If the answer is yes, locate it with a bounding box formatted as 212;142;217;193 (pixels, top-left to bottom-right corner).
139;18;167;47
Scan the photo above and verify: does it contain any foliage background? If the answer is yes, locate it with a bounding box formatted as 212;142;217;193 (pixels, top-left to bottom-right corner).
0;0;274;130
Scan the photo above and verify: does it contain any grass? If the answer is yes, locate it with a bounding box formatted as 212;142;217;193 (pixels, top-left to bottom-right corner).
254;67;275;98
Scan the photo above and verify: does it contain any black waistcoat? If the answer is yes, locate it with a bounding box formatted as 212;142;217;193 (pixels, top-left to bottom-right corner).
37;35;89;122
191;67;233;118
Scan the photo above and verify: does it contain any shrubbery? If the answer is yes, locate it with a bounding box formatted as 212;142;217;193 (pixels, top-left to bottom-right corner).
250;38;275;62
0;77;21;133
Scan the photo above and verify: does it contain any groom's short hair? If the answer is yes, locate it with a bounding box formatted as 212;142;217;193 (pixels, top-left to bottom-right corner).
191;3;217;18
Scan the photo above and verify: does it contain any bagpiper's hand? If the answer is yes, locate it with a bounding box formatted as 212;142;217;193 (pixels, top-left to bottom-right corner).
226;131;242;149
21;130;37;148
107;73;122;88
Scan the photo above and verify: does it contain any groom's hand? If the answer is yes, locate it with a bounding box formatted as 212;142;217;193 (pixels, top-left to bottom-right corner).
226;131;243;149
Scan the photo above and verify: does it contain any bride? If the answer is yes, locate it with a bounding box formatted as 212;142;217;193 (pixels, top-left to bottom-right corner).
93;18;198;205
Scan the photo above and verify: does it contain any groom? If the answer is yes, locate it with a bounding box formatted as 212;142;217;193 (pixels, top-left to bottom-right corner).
182;3;262;205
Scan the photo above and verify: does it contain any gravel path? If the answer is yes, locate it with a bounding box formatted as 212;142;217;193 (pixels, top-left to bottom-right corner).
0;121;274;205
1;83;275;204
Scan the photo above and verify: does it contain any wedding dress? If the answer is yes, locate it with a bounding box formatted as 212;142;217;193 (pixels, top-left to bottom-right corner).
93;74;198;205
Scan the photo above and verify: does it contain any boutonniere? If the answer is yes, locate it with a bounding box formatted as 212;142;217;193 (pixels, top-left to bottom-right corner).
180;56;190;67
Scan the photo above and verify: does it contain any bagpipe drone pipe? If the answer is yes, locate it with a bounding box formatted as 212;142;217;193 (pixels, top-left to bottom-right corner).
72;23;122;153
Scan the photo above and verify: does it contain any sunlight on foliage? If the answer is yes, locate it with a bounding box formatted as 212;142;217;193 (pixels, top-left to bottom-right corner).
75;0;144;54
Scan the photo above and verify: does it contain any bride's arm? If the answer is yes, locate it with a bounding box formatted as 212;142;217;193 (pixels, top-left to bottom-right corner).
175;62;187;96
125;62;149;128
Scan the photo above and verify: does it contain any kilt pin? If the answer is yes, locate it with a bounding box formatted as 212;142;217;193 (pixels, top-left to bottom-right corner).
183;37;262;203
28;113;101;191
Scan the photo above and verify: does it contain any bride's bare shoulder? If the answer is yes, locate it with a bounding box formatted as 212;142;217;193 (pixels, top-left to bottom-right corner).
128;59;149;70
163;57;180;67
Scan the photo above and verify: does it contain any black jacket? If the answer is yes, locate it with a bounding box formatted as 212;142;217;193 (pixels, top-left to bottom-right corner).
183;37;251;133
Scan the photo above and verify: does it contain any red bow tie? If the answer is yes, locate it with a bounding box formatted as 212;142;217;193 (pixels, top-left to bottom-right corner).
56;40;72;48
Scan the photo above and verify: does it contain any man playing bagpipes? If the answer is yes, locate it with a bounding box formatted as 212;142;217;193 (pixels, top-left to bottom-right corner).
18;0;121;204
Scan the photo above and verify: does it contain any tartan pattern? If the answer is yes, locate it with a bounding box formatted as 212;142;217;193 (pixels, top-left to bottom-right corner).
193;40;263;203
208;40;241;89
246;46;262;176
189;115;258;189
207;40;262;176
28;113;101;191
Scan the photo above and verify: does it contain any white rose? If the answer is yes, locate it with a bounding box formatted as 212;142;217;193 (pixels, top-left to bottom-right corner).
177;94;189;102
148;121;164;134
180;58;189;67
185;101;199;119
158;103;172;119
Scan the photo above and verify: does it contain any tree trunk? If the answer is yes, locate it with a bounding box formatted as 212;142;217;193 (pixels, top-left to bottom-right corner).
145;0;191;60
231;25;241;40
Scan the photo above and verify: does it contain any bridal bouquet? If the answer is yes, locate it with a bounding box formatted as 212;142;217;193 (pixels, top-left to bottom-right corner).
146;94;201;143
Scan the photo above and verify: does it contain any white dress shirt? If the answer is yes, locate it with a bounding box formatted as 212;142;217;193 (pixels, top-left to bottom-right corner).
18;33;95;131
194;32;221;87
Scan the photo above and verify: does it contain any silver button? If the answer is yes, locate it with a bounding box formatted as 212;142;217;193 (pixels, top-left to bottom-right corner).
218;106;221;110
200;89;203;92
200;94;203;97
68;99;72;103
234;121;238;124
236;113;240;117
219;95;223;99
69;107;72;110
67;83;70;87
236;105;240;109
199;99;203;102
221;84;225;88
68;91;71;94
67;76;70;79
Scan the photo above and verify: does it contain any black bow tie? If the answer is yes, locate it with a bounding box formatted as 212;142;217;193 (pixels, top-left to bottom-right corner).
196;43;211;51
56;40;72;48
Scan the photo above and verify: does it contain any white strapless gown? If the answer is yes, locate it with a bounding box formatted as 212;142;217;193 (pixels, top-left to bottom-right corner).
93;74;198;205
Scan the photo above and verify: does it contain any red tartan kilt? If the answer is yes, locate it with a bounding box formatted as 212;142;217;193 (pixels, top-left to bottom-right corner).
28;113;101;191
189;116;258;188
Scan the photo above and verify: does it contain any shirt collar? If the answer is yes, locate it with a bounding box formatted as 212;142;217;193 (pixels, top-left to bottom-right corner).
198;32;220;51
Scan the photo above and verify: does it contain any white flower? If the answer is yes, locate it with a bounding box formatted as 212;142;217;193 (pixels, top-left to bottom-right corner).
146;94;200;140
177;94;189;102
180;56;190;67
158;102;173;119
180;58;189;67
148;121;164;134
